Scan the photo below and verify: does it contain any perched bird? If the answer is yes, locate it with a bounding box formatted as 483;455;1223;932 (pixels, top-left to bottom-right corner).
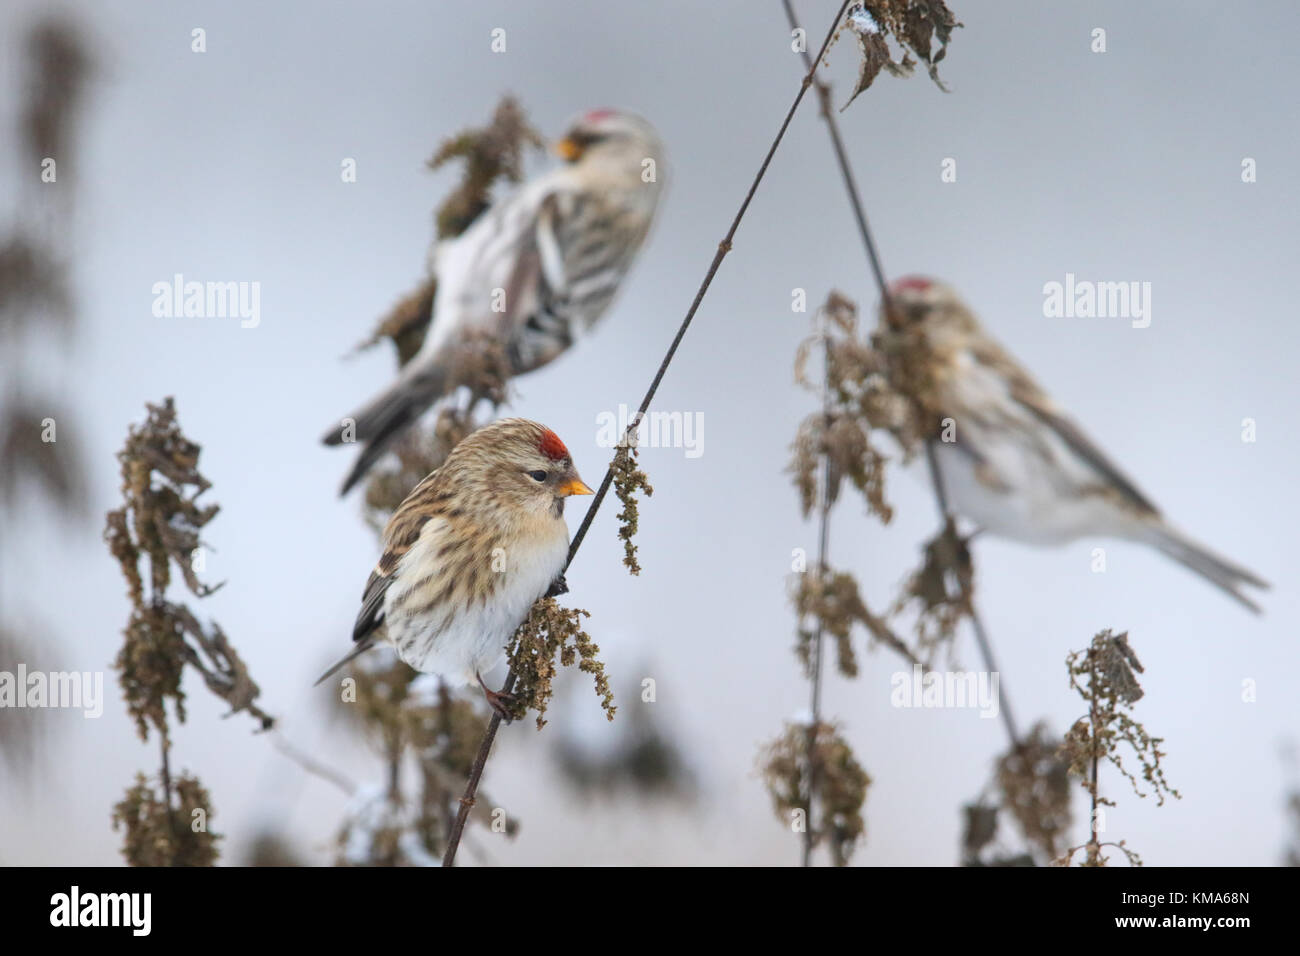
881;276;1269;612
315;418;593;713
324;108;665;494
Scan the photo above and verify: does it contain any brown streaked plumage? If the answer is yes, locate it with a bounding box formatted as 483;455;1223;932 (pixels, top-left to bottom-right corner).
882;276;1268;613
315;418;593;713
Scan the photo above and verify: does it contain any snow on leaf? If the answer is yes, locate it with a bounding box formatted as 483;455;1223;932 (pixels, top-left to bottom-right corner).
840;1;962;110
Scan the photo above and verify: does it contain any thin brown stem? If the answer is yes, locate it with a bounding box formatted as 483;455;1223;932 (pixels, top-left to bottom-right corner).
271;731;357;796
158;730;177;865
803;314;836;868
925;441;1021;746
440;0;855;869
441;672;514;866
1087;653;1101;864
1089;709;1101;864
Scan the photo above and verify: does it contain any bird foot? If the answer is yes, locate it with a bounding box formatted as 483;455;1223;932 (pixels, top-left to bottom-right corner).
477;673;516;722
545;574;569;598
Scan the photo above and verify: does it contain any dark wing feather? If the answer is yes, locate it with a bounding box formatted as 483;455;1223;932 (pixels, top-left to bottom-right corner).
313;570;394;686
971;336;1160;516
506;191;642;372
353;571;392;644
314;480;441;686
1018;401;1159;515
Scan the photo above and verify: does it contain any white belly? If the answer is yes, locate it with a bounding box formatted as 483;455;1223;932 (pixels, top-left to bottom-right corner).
932;438;1132;546
384;525;569;684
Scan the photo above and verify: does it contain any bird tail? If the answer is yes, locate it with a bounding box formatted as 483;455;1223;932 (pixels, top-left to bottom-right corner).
1138;521;1269;614
321;358;450;496
314;637;377;687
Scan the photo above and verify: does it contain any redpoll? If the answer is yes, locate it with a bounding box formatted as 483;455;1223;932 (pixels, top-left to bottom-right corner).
316;418;593;713
882;276;1268;612
324;109;664;494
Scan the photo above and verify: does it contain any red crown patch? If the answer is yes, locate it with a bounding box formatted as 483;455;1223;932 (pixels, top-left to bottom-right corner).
538;428;570;462
892;275;933;294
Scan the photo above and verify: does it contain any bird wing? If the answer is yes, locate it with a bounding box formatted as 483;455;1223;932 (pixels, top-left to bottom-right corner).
344;473;444;645
353;570;392;643
377;472;443;573
968;335;1159;516
514;185;654;361
313;563;400;686
418;177;555;359
428;175;650;375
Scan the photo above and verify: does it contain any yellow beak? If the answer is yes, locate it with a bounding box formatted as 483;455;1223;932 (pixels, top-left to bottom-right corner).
557;475;594;497
554;137;583;162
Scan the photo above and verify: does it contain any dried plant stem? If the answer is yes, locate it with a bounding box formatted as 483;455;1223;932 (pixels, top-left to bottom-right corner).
271;732;356;797
925;441;1021;745
784;0;1020;750
158;732;176;850
1088;702;1101;864
441;671;514;866
803;320;836;868
441;0;856;869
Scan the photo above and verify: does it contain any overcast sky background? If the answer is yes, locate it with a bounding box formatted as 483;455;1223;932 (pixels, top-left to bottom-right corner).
2;0;1297;866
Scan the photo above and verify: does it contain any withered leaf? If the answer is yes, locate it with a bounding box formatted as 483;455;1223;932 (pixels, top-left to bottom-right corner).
839;1;961;109
843;23;893;111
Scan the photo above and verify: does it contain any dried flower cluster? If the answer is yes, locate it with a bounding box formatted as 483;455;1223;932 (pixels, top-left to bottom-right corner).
612;444;653;575
355;279;438;368
509;598;614;729
961;722;1072;866
891;517;973;658
105;399;273;736
103;398;274;865
792;566;861;678
760;721;871;867
792;563;925;677
995;723;1073;861
112;773;219;867
791;291;914;521
1056;630;1180;866
428;97;545;240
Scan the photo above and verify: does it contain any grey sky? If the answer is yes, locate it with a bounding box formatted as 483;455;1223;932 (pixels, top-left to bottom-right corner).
2;0;1296;865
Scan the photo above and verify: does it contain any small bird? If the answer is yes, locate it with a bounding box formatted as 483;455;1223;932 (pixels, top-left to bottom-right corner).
324;109;664;495
316;418;594;713
881;276;1269;612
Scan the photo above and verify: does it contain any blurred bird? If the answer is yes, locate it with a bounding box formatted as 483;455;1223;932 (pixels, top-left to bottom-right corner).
315;418;593;714
324;109;664;494
881;276;1269;612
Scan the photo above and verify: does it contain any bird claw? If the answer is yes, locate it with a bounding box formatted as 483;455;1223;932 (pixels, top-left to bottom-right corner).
545;574;569;598
477;673;516;723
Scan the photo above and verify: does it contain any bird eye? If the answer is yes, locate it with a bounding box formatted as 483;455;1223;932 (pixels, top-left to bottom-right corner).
528;470;548;482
